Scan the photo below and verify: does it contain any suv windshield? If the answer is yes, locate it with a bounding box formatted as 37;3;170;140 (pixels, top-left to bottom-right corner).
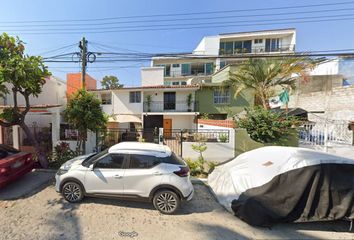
82;149;108;167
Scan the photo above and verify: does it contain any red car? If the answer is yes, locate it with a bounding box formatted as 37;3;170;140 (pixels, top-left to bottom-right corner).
0;144;34;188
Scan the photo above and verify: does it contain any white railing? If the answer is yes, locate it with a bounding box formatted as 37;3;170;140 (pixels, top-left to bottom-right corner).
299;121;352;147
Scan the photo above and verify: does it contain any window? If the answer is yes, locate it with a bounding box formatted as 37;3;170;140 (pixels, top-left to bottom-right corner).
172;81;180;86
95;154;125;169
254;39;263;44
205;63;213;75
220;61;227;69
181;63;191;76
172;63;180;68
181;81;187;86
265;38;280;52
101;93;112;105
161;153;185;165
129;91;141;103
225;42;233;54
213;88;230;104
129;154;160;169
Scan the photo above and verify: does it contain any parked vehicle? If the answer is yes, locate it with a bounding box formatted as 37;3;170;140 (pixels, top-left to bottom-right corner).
208;146;354;227
0;144;34;188
55;142;194;214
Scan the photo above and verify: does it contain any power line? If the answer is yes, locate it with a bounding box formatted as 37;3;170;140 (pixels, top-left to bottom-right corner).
7;16;354;35
3;7;354;28
4;13;354;32
1;0;354;24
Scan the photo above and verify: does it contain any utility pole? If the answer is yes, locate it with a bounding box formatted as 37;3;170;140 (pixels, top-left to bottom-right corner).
79;37;87;89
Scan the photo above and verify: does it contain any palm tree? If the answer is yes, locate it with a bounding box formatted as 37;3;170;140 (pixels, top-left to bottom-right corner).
225;57;319;109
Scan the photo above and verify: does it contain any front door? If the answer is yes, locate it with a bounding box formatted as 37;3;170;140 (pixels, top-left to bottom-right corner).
164;92;176;110
84;153;126;195
163;118;172;138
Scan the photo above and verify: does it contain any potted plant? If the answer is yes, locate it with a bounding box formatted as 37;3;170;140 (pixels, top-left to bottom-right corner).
146;95;152;112
187;93;192;112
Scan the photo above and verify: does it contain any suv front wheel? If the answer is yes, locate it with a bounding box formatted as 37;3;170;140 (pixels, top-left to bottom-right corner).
62;181;84;203
153;190;180;214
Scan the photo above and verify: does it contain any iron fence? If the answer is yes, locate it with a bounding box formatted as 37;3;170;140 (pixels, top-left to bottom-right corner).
143;101;199;112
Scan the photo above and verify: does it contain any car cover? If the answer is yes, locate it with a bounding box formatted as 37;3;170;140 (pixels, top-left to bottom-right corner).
208;146;354;227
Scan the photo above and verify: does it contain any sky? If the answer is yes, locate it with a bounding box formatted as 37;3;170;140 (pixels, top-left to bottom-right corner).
1;0;354;87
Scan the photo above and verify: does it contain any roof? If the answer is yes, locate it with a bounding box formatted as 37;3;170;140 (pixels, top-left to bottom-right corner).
89;85;200;92
219;28;296;36
108;142;171;157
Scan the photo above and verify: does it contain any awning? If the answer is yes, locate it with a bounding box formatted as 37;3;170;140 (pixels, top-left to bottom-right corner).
108;114;142;123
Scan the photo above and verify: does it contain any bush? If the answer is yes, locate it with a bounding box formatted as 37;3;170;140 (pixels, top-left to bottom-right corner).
218;133;228;142
185;158;217;177
49;142;78;169
236;107;299;143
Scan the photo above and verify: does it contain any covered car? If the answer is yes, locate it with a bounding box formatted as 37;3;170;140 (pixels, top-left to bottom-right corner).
208;146;354;227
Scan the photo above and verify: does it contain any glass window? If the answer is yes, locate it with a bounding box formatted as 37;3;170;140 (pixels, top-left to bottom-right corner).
172;64;180;68
181;81;187;86
219;42;225;55
220;61;227;69
265;38;280;52
213;88;230;104
234;41;243;54
254;39;263;44
165;65;171;77
181;63;191;76
101;93;112;105
129;91;141;103
161;153;185;165
243;40;252;53
172;81;180;86
205;63;213;75
129;154;160;169
225;42;233;54
95;154;125;169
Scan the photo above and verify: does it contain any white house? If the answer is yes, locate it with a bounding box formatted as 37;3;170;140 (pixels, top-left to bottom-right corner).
0;76;66;151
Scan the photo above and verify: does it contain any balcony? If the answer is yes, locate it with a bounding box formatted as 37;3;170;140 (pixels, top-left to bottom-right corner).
143;101;199;112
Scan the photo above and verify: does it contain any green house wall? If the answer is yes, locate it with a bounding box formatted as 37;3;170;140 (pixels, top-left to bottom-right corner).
196;65;254;116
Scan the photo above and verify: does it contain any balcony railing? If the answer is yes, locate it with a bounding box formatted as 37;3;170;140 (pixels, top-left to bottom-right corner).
219;44;295;55
143;101;199;112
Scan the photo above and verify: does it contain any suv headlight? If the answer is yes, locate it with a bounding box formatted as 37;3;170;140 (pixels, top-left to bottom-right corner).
56;169;68;176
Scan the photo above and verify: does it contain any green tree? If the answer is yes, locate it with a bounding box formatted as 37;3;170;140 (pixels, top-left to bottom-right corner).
0;33;51;168
225;58;318;109
64;89;108;154
101;75;123;89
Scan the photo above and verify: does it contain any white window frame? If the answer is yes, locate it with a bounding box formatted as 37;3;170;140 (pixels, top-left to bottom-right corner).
129;91;141;103
213;88;230;104
101;92;112;105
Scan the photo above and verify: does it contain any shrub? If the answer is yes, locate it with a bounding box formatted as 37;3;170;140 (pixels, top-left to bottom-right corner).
49;142;78;169
218;133;228;142
236;107;299;143
185;158;217;177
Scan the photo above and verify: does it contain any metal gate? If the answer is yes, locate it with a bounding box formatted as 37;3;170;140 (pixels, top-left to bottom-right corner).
163;129;183;156
101;128;159;147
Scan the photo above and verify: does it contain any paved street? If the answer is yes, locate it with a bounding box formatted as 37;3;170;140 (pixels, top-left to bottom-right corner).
0;182;352;240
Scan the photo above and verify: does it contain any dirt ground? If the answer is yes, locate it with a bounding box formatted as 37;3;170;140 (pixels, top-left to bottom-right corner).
0;182;353;240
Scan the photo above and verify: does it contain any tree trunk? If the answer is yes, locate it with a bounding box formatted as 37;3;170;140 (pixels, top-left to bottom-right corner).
20;123;48;168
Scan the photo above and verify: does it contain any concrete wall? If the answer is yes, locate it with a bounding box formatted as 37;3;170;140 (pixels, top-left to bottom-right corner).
4;76;67;106
112;90;143;114
141;67;164;86
196;86;254;116
164;115;195;130
67;73;97;96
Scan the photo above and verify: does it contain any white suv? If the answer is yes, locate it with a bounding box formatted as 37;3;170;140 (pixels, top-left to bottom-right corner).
55;142;194;214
